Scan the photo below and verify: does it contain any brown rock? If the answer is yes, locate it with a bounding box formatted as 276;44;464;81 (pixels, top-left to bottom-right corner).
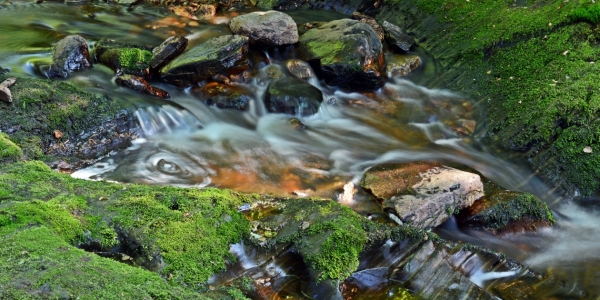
361;161;483;228
0;77;16;103
116;75;170;99
54;130;63;139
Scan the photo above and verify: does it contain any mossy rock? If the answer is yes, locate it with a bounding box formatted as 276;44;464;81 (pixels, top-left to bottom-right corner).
0;74;138;164
0;159;254;286
458;189;554;233
246;198;367;281
93;38;153;76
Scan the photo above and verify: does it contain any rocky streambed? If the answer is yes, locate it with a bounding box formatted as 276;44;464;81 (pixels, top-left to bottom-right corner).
0;0;598;299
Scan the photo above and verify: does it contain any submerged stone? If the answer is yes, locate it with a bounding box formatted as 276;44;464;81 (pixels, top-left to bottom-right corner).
265;75;323;116
115;74;170;99
44;35;92;79
229;11;299;47
150;36;188;71
192;82;252;110
386;54;421;77
298;19;385;90
361;161;484;228
284;59;316;82
382;20;414;52
160;35;250;87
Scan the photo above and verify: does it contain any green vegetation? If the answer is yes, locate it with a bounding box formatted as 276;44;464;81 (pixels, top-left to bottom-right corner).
0;132;22;163
0;159;253;293
248;199;367;281
119;48;152;73
0;75;133;162
378;0;600;196
475;192;554;229
569;5;600;23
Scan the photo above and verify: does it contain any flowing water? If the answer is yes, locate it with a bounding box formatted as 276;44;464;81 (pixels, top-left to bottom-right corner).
1;1;599;298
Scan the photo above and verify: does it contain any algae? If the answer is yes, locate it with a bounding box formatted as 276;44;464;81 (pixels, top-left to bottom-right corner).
473;192;554;230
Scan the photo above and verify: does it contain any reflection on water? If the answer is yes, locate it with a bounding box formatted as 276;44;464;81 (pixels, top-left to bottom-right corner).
1;1;599;297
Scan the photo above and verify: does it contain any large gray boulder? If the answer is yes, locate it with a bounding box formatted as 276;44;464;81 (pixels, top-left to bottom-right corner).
298;19;385;90
229;11;298;47
159;35;250;87
361;161;484;228
44;35;92;79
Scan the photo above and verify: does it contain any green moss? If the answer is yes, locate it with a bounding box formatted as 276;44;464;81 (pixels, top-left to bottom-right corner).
0;133;22;163
119;48;152;73
569;5;600;23
303;40;346;66
253;199;367;281
0;76;132;162
378;0;600;195
0;226;210;299
0;161;252;286
476;192;554;229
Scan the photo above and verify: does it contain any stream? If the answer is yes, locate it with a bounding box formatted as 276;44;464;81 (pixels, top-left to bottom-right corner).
1;1;599;298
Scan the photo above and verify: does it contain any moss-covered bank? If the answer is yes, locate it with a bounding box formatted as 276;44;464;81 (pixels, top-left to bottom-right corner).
373;0;600;196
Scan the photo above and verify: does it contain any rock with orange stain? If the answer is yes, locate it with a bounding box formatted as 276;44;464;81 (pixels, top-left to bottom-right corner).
115;75;170;99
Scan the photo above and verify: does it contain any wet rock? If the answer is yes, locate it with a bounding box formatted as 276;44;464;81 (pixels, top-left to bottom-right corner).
93;39;153;77
150;36;188;71
229;11;298;47
0;77;139;162
382;20;413;52
284;59;316;82
44;35;92;79
386;54;420;77
160;35;250;87
192;82;252;110
288;117;306;130
351;12;384;41
115;75;170;99
266;75;323;116
298;19;385;91
456;185;554;234
0;77;16;103
360;161;484;228
297;21;326;36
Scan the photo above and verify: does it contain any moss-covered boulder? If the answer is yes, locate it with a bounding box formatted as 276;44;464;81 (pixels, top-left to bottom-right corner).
457;186;554;234
93;38;153;77
0;132;22;164
0;74;138;165
298;19;386;91
160;35;250;87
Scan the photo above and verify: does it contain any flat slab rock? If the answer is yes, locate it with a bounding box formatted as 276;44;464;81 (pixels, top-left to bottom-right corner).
361;161;483;228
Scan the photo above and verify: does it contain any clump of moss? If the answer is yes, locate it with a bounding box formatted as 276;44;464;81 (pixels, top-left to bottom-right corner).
569;5;600;24
249;199;367;281
119;48;152;73
474;192;554;230
0;132;22;163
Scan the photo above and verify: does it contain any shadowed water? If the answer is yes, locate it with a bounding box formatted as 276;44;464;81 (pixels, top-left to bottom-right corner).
0;1;599;298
